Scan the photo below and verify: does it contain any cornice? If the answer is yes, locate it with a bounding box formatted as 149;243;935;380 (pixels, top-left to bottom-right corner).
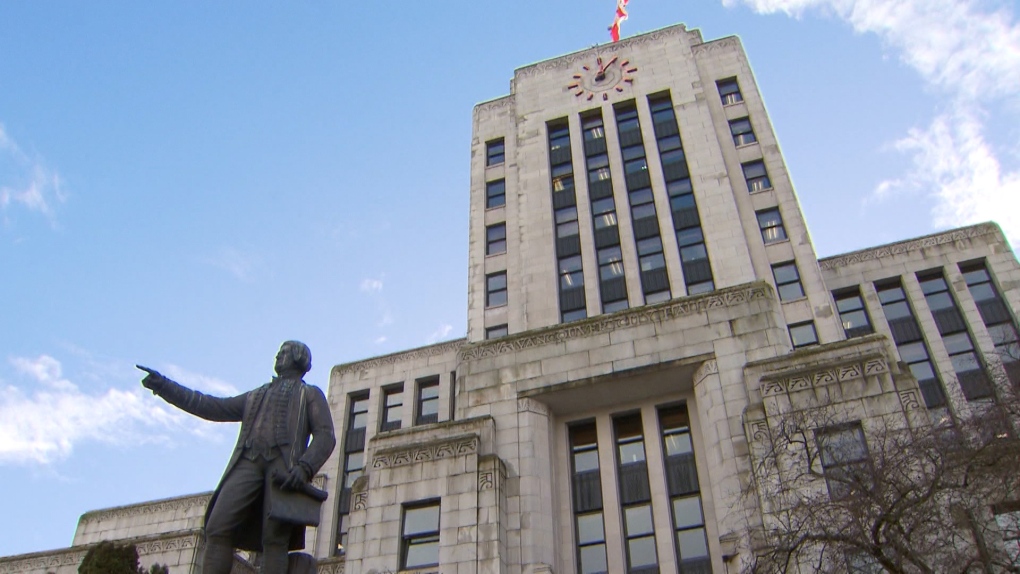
474;95;515;117
690;35;741;55
514;24;689;80
0;531;201;574
333;338;466;378
460;283;772;362
818;223;1000;271
371;434;479;470
78;492;211;525
760;355;889;397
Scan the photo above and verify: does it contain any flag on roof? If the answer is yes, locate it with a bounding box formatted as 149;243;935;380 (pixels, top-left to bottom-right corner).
609;0;629;42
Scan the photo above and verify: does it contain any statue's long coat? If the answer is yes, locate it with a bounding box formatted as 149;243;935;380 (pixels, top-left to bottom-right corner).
154;377;336;552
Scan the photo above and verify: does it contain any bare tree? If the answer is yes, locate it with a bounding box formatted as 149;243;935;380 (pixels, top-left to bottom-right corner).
745;400;1020;574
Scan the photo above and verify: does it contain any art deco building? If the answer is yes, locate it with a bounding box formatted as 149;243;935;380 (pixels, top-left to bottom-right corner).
3;21;1020;574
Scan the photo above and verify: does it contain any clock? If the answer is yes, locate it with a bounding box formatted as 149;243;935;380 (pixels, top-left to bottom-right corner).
567;56;637;101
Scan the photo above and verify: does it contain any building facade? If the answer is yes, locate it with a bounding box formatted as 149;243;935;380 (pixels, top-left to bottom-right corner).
4;21;1020;574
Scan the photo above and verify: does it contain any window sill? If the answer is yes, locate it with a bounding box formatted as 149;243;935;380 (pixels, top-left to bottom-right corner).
485;204;506;212
485;303;508;310
763;238;790;247
485;251;507;259
735;141;759;150
748;187;775;195
779;296;808;304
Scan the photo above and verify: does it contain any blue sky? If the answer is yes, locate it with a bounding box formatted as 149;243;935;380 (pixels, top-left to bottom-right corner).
1;0;1018;557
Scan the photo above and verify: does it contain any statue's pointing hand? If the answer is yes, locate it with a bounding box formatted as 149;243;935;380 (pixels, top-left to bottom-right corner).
137;365;169;393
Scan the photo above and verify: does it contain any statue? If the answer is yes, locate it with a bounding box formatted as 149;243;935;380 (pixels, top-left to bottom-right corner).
138;341;336;574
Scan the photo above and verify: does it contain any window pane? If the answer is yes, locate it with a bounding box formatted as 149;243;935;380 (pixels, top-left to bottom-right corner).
487;273;507;290
629;187;653;206
835;294;864;313
790;322;818;347
625;505;655;536
919;276;948;295
574;450;599;473
592;197;616;214
667;179;693;196
598;246;623;264
345;451;364;472
909;361;936;382
632;203;656;220
628;536;658;568
677;227;704;246
556;207;578;224
943;332;974;354
404;505;440;536
951;352;981;373
560;255;583;273
557;221;579;238
577;513;605;545
637;236;663;255
926;291;954;310
404;538;439;568
883;300;912;320
640;254;666;272
587;153;609;169
773;263;799;284
678;528;710;559
664;432;693;456
352;412;368;429
673;496;704;529
579;544;608;574
968;283;996;301
877;285;905;304
680;244;708;263
778;283;805;301
618;441;646;463
898;341;929;364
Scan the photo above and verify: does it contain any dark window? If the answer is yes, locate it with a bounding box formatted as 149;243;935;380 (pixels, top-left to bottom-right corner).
919;271;992;400
789;321;819;348
614;414;656;571
816;423;870;499
598;245;628;312
380;385;403;432
486;223;506;255
637;236;670;303
772;261;805;301
570;422;607;573
729;117;756;146
348;394;369;432
560;255;584;289
401;502;440;569
962;261;1020;385
717;78;743;105
486;138;505;166
336;392;369;555
756;208;786;244
556;206;580;238
486;179;506;209
835;290;873;338
592;197;618;229
416;379;440;425
659;405;710;570
485;324;508;339
742;160;771;192
486;272;507;307
583;114;606;143
563;308;588;323
876;281;947;409
550;123;571;152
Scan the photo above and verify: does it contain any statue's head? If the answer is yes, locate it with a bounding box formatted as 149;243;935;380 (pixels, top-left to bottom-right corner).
275;340;312;377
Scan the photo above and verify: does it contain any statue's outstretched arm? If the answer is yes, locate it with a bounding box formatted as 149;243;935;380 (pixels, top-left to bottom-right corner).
139;365;246;422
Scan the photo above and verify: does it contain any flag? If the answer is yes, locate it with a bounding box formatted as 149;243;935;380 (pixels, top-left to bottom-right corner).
609;0;629;42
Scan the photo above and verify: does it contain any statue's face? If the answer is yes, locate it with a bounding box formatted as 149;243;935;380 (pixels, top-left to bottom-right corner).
274;344;295;375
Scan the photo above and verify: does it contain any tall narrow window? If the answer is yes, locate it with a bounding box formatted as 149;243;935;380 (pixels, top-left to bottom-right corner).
486;223;506;255
876;281;947;409
659;405;710;571
649;93;714;295
416;378;440;425
335;392;369;555
598;245;628;313
570;422;608;574
961;261;1020;386
772;261;805;301
583;110;625;315
816;423;870;499
486;138;505;166
756;208;787;244
717;78;743;105
380;385;403;432
729;117;756;146
614;414;656;573
486;272;507;307
550;119;587;323
918;271;993;400
789;321;819;348
834;290;873;338
742;160;771;192
486;179;506;208
402;502;440;569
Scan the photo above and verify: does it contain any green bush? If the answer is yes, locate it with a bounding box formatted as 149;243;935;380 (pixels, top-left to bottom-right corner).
78;541;169;574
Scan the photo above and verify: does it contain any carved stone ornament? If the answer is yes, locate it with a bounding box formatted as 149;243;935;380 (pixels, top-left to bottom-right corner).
334;338;466;378
77;493;211;524
818;223;997;271
353;492;368;511
748;420;771;443
461;283;771;361
690;36;741;55
760;357;889;397
371;435;479;469
898;390;922;411
314;557;346;574
693;359;719;386
478;470;495;491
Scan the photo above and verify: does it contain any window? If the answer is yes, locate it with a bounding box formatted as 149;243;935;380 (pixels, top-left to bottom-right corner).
380;385;403;432
742;160;771;192
961;261;1020;385
637;236;670;303
614;414;657;573
729;117;756;146
789;321;819;348
486;179;506;209
556;206;580;238
756;208;787;244
592;197;618;229
485;324;508;339
486;272;507;307
570;422;607;574
658;405;710;571
816;423;869;499
550;122;571;152
876;281;948;409
401;502;440;569
717;78;743;105
583;114;606;142
834;290;873;338
486;223;506;255
559;255;584;289
772;261;805;301
416;379;440;425
598;245;628;313
336;392;369;555
486;138;505;166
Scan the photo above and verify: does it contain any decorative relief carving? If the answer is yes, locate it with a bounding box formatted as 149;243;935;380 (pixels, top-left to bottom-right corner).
693;360;718;386
461;284;770;361
312;474;326;490
760;357;889;397
818;224;997;270
474;95;515;117
899;390;921;411
514;25;688;80
334;339;466;377
353;492;368;511
316;557;346;574
372;436;479;469
691;36;741;55
78;493;210;524
478;470;495;490
749;421;770;443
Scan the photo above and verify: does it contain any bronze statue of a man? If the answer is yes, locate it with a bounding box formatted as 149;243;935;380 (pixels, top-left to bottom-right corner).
140;341;335;574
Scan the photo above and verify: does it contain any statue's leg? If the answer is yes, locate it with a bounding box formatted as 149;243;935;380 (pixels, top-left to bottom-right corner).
261;458;295;574
203;458;266;574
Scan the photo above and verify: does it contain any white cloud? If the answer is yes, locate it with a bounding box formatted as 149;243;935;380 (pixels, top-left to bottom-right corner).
0;355;232;466
204;246;260;281
359;278;384;293
373;336;388;345
160;364;240;396
427;323;454;344
722;0;1020;242
0;124;66;226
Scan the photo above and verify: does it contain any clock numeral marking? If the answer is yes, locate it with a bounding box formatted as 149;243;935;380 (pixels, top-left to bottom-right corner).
574;91;584;97
621;60;630;67
582;66;590;71
573;74;582;79
626;68;638;73
567;83;579;89
586;93;594;101
615;87;624;92
625;78;634;84
602;93;609;101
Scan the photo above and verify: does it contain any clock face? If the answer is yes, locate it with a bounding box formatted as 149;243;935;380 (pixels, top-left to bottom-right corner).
567;56;637;101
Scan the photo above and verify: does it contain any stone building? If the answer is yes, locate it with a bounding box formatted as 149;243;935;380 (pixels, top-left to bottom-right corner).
3;21;1020;574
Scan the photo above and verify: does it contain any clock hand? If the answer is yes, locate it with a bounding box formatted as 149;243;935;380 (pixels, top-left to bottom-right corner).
600;56;618;74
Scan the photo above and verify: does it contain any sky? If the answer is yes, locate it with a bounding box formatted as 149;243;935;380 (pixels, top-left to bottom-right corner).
1;0;1018;558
